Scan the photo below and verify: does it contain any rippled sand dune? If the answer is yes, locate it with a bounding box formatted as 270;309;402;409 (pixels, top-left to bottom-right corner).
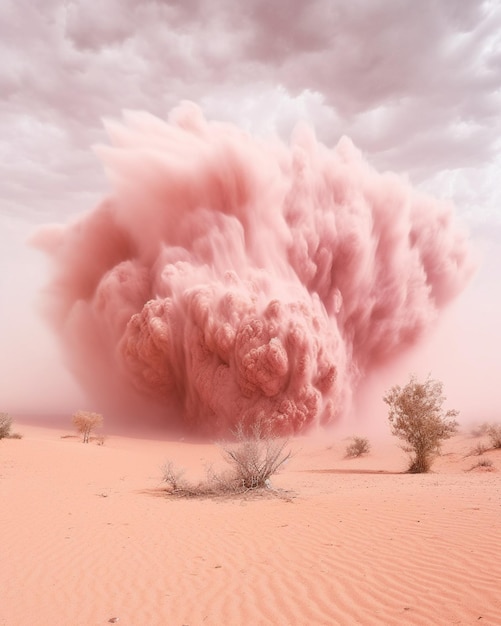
1;421;500;625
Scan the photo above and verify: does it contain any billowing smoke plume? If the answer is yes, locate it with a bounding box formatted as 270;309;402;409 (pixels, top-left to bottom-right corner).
36;102;472;436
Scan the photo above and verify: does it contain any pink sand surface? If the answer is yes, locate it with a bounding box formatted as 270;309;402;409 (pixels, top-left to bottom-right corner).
1;422;501;625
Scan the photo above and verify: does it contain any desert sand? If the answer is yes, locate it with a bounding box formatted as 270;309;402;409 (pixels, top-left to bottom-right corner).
1;420;500;626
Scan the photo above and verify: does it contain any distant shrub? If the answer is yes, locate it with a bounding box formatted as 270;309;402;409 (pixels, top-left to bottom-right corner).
487;424;501;449
0;414;22;440
471;442;489;456
470;422;492;437
72;410;103;443
384;375;458;473
345;436;371;458
0;413;12;439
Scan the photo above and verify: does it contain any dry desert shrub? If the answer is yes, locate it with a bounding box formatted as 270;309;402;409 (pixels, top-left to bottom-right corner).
162;420;292;497
487;424;501;449
162;461;188;493
471;441;489;456
161;461;240;498
72;410;103;443
0;413;22;439
467;457;494;471
470;421;492;437
345;436;371;458
221;420;292;489
0;413;12;439
384;375;458;473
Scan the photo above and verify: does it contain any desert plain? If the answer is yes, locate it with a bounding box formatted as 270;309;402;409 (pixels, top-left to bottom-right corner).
1;418;500;626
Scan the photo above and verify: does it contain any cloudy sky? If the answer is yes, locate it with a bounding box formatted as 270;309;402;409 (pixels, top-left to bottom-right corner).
1;0;500;421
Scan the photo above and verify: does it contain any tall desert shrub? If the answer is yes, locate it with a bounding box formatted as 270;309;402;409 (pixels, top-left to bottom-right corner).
384;375;458;473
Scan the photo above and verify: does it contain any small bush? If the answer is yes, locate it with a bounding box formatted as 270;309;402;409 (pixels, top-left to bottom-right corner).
465;441;489;456
0;413;12;439
467;457;494;471
8;432;23;439
72;410;103;443
161;461;240;498
162;461;188;492
345;437;371;458
487;424;501;449
470;422;491;437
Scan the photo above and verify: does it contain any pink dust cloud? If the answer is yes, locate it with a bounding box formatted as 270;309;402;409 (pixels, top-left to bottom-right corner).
34;102;473;436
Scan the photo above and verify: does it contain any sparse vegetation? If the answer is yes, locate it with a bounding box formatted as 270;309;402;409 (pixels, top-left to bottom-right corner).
72;410;103;443
162;461;188;492
384;375;458;473
487;424;501;449
221;420;292;489
161;460;239;498
0;413;12;439
345;436;371;458
470;421;491;437
162;420;292;498
467;457;494;471
471;442;489;456
0;413;22;439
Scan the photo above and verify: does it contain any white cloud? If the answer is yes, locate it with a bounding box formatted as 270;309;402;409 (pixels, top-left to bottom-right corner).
1;0;500;225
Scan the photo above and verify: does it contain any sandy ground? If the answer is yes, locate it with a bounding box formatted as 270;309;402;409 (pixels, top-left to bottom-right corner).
1;420;501;626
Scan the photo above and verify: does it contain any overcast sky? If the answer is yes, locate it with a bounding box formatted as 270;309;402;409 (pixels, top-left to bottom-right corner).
1;0;500;420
